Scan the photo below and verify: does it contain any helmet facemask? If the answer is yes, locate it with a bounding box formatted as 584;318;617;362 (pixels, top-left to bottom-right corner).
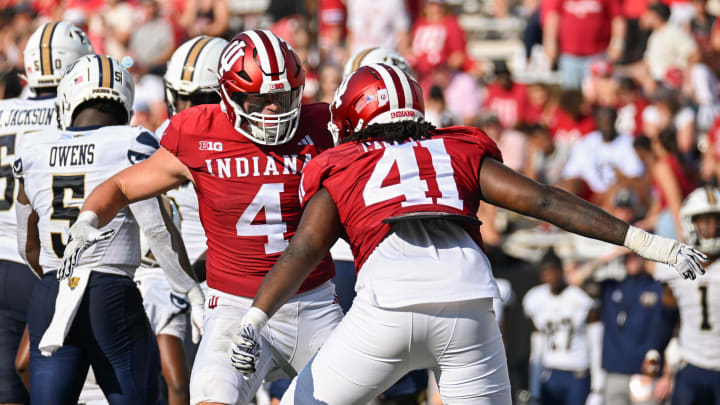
685;213;720;256
221;84;303;145
165;84;222;117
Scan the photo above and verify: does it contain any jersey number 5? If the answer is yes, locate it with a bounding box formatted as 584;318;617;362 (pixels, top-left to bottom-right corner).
50;174;86;257
363;139;462;209
236;183;288;254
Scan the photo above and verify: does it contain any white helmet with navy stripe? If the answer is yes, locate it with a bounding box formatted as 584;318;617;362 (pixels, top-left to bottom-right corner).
56;54;134;130
343;46;413;79
681;186;720;255
24;21;94;89
164;36;228;116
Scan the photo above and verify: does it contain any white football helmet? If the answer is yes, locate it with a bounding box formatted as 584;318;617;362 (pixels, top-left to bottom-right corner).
342;47;413;79
681;186;720;255
164;36;228;116
56;55;134;130
24;21;94;89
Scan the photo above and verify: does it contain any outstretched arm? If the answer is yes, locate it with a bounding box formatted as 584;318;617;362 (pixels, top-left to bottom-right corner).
59;148;193;280
480;157;628;244
253;188;342;317
82;147;193;227
230;188;341;374
479;158;705;279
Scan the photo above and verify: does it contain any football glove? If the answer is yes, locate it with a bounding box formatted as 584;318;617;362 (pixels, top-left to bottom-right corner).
58;211;114;280
624;226;707;280
187;284;205;344
229;307;268;374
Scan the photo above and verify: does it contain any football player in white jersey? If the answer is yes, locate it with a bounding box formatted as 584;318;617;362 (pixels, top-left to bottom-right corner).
644;186;720;405
134;35;227;405
523;249;601;405
158;35;228;268
342;46;413;79
13;54;204;404
0;21;93;404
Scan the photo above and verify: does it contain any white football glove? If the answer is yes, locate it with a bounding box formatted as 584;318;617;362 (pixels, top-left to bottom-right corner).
58;211;115;280
624;226;707;280
229;307;268;374
674;245;708;280
187;284;205;344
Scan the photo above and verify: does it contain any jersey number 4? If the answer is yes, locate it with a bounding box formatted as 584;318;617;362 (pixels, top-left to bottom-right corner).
363;139;462;209
235;183;288;255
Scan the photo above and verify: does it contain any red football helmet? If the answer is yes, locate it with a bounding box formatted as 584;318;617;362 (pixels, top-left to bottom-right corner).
328;63;424;144
218;29;305;145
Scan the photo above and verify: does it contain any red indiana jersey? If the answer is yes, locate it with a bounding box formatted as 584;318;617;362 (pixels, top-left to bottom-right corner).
300;126;502;271
161;103;336;297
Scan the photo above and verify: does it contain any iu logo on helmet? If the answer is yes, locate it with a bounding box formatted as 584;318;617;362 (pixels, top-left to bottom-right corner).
208;295;219;309
219;40;245;77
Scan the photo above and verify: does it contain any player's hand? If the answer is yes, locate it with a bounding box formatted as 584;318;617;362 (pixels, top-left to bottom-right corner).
624;227;706;280
58;212;114;280
187;284;205;344
585;392;603;405
229;307;268;374
673;245;707;280
230;322;261;374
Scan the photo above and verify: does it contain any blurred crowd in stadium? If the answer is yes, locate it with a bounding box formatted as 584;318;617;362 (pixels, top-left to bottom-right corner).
1;0;719;404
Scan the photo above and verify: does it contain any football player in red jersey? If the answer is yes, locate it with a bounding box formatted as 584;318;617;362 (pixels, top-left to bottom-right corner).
59;30;343;405
228;64;707;404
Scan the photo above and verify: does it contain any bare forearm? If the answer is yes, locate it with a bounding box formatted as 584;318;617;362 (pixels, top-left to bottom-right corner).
253;189;341;317
480;158;629;245
81;149;190;227
524;184;629;245
253;243;324;317
81;177;132;227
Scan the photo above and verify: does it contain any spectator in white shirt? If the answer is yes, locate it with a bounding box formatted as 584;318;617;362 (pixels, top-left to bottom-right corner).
560;107;645;208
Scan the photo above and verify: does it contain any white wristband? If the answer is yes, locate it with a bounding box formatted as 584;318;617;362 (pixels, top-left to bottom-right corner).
242;307;269;331
623;226;680;265
77;211;99;227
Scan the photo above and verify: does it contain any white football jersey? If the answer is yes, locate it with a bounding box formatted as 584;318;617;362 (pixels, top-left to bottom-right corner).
658;261;720;371
0;96;57;262
523;284;595;371
157;119;207;263
15;125;159;274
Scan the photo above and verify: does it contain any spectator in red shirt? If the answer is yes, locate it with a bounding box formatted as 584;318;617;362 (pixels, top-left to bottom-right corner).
484;60;529;129
633;131;695;239
525;81;552;125
542;0;625;88
409;0;468;87
582;59;620;107
317;0;346;66
616;76;648;136
549;89;596;145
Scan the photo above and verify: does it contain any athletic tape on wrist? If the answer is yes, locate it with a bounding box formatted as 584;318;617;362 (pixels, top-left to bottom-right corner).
623;226;680;265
